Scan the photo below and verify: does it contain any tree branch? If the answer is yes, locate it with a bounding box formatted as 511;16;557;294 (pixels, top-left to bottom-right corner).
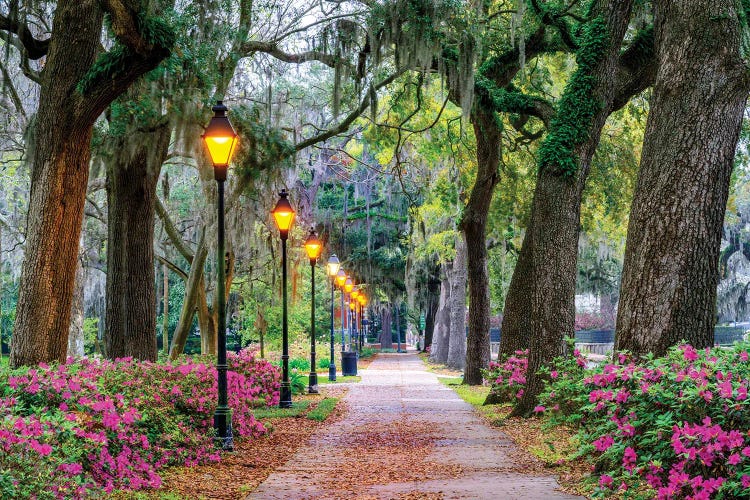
156;254;188;281
155;196;195;263
0;13;49;59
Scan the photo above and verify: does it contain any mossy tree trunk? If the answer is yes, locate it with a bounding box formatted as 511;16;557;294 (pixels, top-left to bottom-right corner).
429;264;451;364
513;0;636;416
615;0;749;357
447;233;467;369
498;225;533;358
104;122;171;361
461;109;499;384
9;0;172;368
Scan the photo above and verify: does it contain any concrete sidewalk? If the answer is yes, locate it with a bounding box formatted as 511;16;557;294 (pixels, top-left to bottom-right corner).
247;352;582;500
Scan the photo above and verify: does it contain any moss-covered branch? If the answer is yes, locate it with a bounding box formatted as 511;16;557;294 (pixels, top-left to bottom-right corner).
536;15;609;177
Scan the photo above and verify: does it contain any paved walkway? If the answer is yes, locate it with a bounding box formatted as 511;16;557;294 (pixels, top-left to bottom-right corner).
248;353;582;500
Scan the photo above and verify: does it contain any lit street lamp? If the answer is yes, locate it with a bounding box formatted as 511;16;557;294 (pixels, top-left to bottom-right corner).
303;229;323;394
202;100;239;450
344;278;354;351
335;270;347;354
272;189;295;408
326;255;341;381
358;294;367;350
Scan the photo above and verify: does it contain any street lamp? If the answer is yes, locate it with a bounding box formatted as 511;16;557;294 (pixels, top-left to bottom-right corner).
202;100;239;451
326;255;341;381
303;229;323;394
344;278;354;351
336;270;347;353
272;189;295;408
358;294;367;349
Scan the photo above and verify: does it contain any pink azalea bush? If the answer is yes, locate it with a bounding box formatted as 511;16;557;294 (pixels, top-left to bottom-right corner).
483;349;528;402
539;342;750;499
0;349;279;499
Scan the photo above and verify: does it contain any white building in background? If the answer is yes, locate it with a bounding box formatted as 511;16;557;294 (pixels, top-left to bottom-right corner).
575;293;601;313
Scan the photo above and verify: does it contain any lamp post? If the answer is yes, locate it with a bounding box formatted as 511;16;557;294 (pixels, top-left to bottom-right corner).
326;255;341;381
351;290;360;354
335;270;347;352
358;294;367;350
272;189;295;408
303;229;323;394
344;278;354;351
202;100;239;450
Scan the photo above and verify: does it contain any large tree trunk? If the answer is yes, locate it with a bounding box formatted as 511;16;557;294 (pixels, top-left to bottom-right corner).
513;0;635;415
461;110;499;384
423;264;441;350
105;124;170;361
447;234;467;369
8;0;171;368
9;1;104;367
429;264;451;364
380;307;393;349
499;226;533;357
67;251;85;359
615;0;748;356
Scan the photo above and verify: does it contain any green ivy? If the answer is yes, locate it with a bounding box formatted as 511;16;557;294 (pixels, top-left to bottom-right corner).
77;14;175;96
474;77;542;116
536;16;609;177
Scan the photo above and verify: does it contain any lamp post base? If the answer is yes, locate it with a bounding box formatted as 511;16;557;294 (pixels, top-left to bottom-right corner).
213;409;234;451
308;371;319;394
328;363;336;381
279;382;293;408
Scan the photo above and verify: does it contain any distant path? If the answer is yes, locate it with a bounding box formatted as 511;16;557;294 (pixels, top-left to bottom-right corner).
247;352;582;500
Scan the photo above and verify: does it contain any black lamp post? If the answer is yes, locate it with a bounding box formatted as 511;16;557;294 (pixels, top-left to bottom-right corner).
303;229;323;394
202;100;239;450
335;269;347;353
272;189;295;408
326;255;341;381
344;277;354;350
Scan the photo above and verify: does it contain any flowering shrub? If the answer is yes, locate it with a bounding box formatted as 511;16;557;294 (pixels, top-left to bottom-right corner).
0;349;279;499
575;312;610;331
539;343;750;499
483;349;528;403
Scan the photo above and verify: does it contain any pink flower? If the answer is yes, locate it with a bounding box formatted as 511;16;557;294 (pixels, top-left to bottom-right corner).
533;405;545;413
594;434;614;452
599;474;614;488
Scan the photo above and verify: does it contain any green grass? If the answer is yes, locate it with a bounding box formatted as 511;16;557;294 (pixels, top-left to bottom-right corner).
306;397;339;421
252;400;312;420
318;375;361;385
0;355;7;367
438;377;491;406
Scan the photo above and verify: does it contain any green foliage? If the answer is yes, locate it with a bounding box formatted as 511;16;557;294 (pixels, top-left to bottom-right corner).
288;370;307;396
317;357;330;369
536;16;609;177
306;397;338;421
358;347;377;359
539;343;750;497
77;13;176;96
253;400;312;420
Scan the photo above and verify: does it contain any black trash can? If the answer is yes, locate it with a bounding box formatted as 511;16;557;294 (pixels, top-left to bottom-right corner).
341;351;358;376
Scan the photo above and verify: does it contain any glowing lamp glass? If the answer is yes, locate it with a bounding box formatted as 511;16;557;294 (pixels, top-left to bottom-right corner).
303;230;323;260
272;190;295;233
335;269;347;287
344;278;354;294
202;101;238;167
327;254;341;277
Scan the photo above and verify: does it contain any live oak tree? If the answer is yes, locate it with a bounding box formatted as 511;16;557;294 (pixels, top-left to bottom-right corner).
7;0;174;368
615;0;750;356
